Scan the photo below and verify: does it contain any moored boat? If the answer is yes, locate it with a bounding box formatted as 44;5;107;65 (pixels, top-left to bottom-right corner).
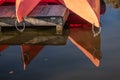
0;0;100;27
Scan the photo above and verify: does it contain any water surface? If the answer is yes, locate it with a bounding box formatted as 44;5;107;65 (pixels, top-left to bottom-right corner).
0;1;120;80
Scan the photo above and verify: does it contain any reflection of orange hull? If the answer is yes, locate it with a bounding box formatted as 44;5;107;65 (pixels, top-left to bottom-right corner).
69;28;101;67
0;0;100;27
21;45;43;70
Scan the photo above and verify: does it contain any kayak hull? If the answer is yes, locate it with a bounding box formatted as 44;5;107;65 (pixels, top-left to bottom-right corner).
60;0;100;27
0;0;100;27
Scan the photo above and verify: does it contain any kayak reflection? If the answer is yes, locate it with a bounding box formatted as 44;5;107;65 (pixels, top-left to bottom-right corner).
0;25;101;70
21;45;44;70
0;45;44;70
0;22;102;70
69;27;101;67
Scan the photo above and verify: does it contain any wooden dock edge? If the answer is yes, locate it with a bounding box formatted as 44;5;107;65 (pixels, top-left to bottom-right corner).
0;5;70;35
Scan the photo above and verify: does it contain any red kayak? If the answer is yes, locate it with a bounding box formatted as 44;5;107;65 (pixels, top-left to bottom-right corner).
0;0;100;27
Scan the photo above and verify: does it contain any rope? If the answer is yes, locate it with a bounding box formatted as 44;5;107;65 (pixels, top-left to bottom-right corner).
92;23;101;37
15;20;25;32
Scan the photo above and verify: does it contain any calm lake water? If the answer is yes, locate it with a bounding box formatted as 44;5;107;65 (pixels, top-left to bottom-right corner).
1;1;120;80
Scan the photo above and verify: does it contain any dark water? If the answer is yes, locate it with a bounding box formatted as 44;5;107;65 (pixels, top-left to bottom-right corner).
1;0;120;80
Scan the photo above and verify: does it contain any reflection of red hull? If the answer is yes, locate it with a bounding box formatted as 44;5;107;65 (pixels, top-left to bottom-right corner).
0;0;100;27
0;45;43;70
0;45;8;52
21;45;43;70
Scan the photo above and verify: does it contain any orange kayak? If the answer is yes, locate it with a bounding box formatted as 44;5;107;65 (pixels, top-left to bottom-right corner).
0;0;100;27
59;0;100;27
